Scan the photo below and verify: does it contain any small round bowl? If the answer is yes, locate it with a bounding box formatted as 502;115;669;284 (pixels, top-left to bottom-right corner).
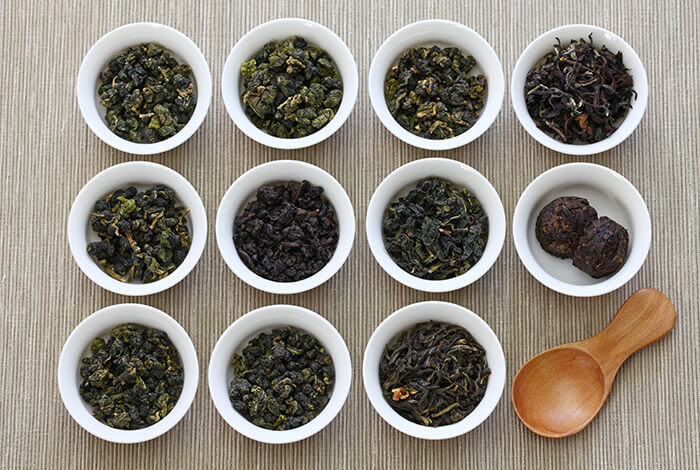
513;163;651;297
57;303;199;443
368;20;504;151
77;22;212;155
208;304;352;444
221;18;358;149
363;301;505;440
68;161;207;296
511;24;648;155
216;160;355;294
366;158;505;292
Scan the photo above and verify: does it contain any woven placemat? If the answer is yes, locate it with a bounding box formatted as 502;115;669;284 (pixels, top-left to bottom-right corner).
0;0;697;468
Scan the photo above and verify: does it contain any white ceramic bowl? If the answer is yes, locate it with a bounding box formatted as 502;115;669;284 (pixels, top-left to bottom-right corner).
68;161;207;296
363;301;505;439
208;305;352;444
221;18;358;149
76;22;212;155
366;158;505;292
513;163;651;296
511;24;648;155
216;160;355;294
57;303;199;443
368;20;504;150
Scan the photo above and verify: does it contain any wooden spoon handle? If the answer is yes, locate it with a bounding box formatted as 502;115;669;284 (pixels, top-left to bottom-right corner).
584;288;676;379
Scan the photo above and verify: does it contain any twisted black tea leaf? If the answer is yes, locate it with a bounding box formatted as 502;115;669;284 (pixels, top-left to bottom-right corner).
229;326;335;430
87;184;191;283
383;177;488;280
379;321;489;427
240;36;343;138
233;180;339;282
98;43;196;143
524;35;636;144
79;323;184;430
384;46;487;139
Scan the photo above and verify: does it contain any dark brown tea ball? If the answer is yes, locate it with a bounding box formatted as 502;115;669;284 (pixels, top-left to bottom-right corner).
535;196;598;259
573;216;629;278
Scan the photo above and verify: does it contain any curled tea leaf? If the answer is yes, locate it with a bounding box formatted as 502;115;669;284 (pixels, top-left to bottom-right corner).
98;43;196;143
240;37;343;138
229;326;334;430
78;323;184;430
385;46;487;139
383;177;488;280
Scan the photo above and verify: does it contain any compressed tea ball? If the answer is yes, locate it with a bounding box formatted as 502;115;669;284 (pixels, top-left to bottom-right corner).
573;216;629;278
535;197;598;258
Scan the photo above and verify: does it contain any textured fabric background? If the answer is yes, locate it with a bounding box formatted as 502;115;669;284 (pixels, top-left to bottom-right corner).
1;0;698;468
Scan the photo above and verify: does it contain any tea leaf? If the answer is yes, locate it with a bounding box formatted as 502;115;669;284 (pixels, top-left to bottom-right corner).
383;177;488;280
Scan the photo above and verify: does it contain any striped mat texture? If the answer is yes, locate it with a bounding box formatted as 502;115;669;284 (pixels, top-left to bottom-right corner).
0;0;697;468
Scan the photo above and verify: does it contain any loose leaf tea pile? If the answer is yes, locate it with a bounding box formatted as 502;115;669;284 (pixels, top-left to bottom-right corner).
535;197;629;278
98;43;196;143
79;324;184;430
229;326;334;430
379;321;490;427
233;181;339;282
384;46;487;139
240;36;343;138
383;177;488;280
524;35;636;144
87;184;191;283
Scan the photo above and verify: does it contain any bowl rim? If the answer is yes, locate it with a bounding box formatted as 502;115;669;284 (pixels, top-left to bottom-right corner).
215;159;355;294
67;161;207;296
57;303;199;443
76;21;212;155
207;304;352;444
512;162;651;296
221;17;359;150
365;158;505;292
362;300;506;440
368;19;505;150
511;23;649;155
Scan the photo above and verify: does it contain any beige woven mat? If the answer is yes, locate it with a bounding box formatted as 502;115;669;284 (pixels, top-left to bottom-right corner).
1;0;698;468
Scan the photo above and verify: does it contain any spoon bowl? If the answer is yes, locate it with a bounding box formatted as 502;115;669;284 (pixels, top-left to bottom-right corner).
512;288;676;438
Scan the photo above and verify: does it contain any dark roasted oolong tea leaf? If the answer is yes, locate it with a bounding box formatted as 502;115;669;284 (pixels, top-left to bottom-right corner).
384;46;487;139
86;184;191;283
573;216;629;278
233;180;339;282
98;43;196;143
379;321;489;427
383;177;488;280
524;35;636;144
79;323;184;430
535;196;598;259
229;326;335;430
240;36;343;138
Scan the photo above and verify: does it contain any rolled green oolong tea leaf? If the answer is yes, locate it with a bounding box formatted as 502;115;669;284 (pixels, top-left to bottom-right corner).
229;326;335;430
79;323;184;430
379;321;490;427
524;34;636;144
384;46;487;139
98;43;196;143
86;184;191;283
240;36;343;138
233;180;339;282
383;177;488;280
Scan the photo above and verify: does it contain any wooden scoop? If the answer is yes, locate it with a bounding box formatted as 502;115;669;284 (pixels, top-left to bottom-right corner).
511;288;676;438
